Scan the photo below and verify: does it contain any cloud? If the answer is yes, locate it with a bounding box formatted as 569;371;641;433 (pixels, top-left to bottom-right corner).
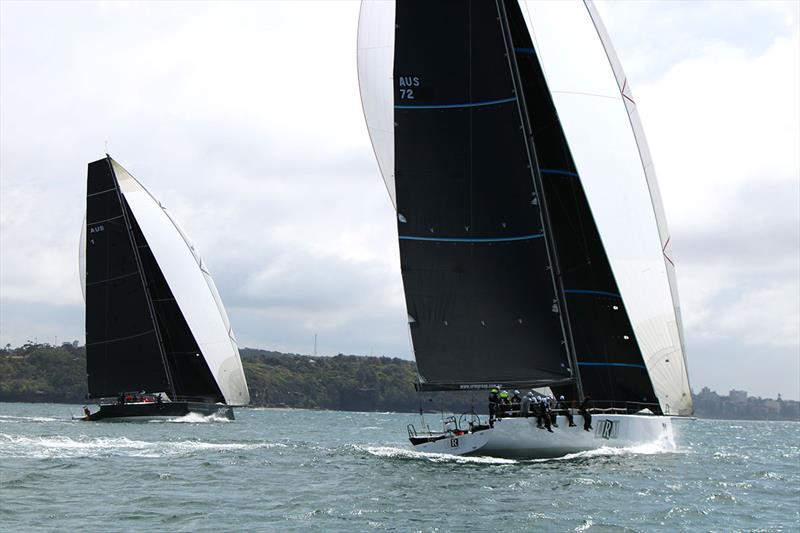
1;1;798;398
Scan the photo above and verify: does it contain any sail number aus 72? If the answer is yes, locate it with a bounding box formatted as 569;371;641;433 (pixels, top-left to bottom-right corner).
398;76;420;100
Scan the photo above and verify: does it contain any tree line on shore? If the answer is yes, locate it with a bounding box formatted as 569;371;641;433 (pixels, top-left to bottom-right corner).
1;343;797;421
0;343;472;413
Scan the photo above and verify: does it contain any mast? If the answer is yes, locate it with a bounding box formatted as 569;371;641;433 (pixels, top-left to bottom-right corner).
495;0;584;401
106;156;177;400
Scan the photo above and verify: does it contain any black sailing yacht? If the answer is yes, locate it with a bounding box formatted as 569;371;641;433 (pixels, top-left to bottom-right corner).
80;155;249;421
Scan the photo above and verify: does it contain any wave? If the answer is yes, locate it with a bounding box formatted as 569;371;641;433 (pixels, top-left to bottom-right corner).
0;434;286;459
356;445;518;465
0;414;61;424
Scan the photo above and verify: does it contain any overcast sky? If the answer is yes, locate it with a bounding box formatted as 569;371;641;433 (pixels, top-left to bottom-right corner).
1;1;798;400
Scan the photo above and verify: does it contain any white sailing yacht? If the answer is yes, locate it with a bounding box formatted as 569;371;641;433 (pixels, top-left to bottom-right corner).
357;0;692;458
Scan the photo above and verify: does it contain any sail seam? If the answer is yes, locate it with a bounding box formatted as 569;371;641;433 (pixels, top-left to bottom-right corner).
564;289;621;298
86;329;156;346
578;361;646;369
399;233;543;243
87;187;117;197
87;214;124;225
540;168;579;177
86;271;140;286
395;96;516;110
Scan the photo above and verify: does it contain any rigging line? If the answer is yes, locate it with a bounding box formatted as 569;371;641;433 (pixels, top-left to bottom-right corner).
398;233;543;243
394;96;516;110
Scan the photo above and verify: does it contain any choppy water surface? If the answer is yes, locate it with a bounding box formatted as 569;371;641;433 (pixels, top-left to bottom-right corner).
0;403;797;531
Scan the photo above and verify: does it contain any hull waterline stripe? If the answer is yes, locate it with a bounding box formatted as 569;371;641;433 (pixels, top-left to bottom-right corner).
395;96;517;110
514;47;537;55
578;361;646;369
540;169;579;177
564;289;622;299
399;233;543;243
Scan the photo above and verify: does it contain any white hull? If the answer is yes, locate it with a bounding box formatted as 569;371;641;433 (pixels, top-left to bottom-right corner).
412;414;674;459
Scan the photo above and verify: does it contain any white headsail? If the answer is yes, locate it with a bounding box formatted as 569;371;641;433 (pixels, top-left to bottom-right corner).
516;0;692;414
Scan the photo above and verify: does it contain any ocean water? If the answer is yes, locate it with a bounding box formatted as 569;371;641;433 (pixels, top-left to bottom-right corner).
0;403;797;532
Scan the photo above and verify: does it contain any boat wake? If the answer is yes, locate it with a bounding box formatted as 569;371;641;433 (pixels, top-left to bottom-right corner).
356;440;679;465
530;440;681;463
356;445;518;465
148;412;232;424
0;433;285;459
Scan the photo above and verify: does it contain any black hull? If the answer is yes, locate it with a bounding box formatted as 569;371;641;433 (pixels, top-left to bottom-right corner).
84;402;234;421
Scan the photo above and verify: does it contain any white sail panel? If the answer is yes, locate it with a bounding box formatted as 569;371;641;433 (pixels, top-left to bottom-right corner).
357;0;397;208
112;160;250;406
519;0;692;415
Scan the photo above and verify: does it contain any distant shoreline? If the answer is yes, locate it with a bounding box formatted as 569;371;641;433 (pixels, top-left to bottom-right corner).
2;343;798;422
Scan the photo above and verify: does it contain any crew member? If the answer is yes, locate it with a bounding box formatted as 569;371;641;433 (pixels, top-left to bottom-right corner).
499;390;511;418
488;388;499;426
521;392;532;418
549;396;559;428
558;395;576;427
532;396;543;428
83;406;91;418
510;390;521;416
542;397;553;432
580;396;593;431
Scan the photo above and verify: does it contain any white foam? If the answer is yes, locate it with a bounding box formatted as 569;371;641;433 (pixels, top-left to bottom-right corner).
0;415;60;423
358;445;518;465
532;440;680;463
0;434;286;459
148;412;231;424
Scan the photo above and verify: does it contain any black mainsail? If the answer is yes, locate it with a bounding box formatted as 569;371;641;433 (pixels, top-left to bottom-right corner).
393;0;574;391
84;157;173;398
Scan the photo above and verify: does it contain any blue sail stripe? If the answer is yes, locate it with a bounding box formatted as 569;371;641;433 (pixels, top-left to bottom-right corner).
564;289;622;299
578;362;647;369
540;168;579;177
399;233;543;243
514;47;537;55
394;96;517;110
